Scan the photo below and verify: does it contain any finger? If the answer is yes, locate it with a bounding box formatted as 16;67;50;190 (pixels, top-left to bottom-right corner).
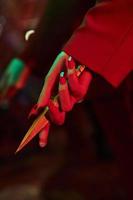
47;98;65;125
39;122;50;148
37;52;69;109
76;65;86;77
28;104;39;119
66;58;85;99
66;57;79;92
59;71;76;112
78;70;92;96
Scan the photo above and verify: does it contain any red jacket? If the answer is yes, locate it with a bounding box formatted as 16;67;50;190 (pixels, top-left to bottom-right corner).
64;0;133;87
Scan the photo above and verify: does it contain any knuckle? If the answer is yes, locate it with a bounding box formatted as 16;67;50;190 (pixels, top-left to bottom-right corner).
62;103;73;112
52;113;65;125
76;86;87;98
72;89;84;98
80;89;86;97
56;117;65;125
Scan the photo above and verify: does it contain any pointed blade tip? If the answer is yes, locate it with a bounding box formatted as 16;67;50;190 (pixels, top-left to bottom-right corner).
15;144;23;154
15;148;19;154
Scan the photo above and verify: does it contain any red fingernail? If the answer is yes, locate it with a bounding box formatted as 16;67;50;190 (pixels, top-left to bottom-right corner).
49;99;58;108
60;71;65;77
39;142;47;148
68;56;72;61
60;72;66;84
48;99;54;109
28;104;38;118
66;56;75;69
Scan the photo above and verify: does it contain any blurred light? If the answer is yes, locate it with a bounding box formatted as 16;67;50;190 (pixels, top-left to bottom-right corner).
25;29;35;41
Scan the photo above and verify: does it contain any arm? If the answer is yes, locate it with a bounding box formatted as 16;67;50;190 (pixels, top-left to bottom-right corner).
33;0;133;111
29;0;133;147
63;0;133;87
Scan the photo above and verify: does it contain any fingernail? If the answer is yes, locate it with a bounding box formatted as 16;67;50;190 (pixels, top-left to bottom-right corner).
79;65;85;73
76;65;85;77
67;57;75;69
48;99;55;109
39;142;47;148
49;99;58;108
60;72;66;84
28;104;44;119
76;71;81;77
28;104;38;118
60;71;65;77
68;56;72;61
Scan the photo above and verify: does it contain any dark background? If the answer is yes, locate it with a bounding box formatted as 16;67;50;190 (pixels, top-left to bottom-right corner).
0;1;130;199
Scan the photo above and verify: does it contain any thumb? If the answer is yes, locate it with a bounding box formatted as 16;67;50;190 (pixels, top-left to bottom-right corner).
39;122;50;148
37;51;69;109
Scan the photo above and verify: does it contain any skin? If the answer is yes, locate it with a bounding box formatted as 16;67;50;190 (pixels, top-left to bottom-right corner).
32;51;93;147
0;51;92;148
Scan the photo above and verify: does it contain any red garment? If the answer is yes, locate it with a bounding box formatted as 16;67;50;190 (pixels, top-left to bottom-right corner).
64;0;133;87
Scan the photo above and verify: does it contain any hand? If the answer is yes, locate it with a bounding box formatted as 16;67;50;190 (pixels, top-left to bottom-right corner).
29;51;69;117
58;57;92;112
0;58;31;100
39;97;65;148
37;57;92;148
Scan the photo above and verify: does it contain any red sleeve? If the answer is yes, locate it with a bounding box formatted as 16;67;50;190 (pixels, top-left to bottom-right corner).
63;0;133;87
